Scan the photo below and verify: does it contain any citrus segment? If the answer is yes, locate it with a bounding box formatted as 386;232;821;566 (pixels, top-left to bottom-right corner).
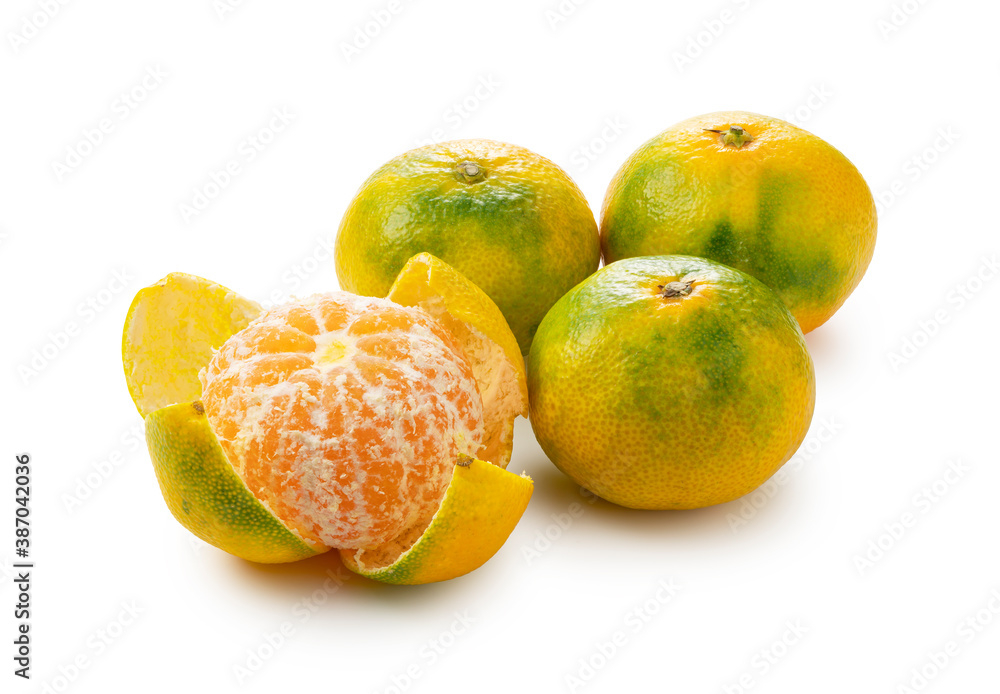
145;401;325;563
123;272;261;417
340;455;533;585
387;253;528;468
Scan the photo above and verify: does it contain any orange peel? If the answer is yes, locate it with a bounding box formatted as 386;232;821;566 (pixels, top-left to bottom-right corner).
122;257;531;583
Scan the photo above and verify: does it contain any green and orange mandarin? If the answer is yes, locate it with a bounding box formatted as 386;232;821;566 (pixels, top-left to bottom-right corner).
600;111;877;333
528;255;815;510
335;139;601;354
122;255;532;584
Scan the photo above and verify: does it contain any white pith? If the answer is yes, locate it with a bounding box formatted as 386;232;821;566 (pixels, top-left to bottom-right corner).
199;292;486;550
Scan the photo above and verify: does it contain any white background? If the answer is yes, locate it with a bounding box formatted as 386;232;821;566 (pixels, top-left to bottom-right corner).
2;1;998;692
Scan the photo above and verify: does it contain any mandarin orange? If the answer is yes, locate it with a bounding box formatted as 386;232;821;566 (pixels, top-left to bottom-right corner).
200;292;485;549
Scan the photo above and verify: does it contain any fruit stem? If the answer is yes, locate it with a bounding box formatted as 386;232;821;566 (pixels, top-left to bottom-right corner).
457;161;485;183
659;281;692;298
705;126;753;148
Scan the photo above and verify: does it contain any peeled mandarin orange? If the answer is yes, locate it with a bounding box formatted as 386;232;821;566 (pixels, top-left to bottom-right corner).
123;255;531;583
200;293;486;549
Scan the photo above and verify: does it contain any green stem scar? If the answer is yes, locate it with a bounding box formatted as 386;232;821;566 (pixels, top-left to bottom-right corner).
705;125;753;148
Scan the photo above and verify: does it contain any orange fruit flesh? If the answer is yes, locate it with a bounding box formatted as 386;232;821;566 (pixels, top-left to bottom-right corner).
200;293;485;550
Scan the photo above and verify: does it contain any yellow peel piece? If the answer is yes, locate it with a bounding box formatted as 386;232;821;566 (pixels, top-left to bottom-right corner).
123;272;262;417
340;456;532;585
388;253;528;468
145;401;326;563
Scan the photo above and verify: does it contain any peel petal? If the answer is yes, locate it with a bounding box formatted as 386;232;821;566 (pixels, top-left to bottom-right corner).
123;272;262;417
388;253;528;467
145;401;325;563
340;456;532;585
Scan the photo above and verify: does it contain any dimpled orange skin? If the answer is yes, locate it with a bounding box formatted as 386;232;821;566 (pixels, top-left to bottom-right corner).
600;111;877;333
335;139;601;354
527;256;815;510
200;292;484;550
